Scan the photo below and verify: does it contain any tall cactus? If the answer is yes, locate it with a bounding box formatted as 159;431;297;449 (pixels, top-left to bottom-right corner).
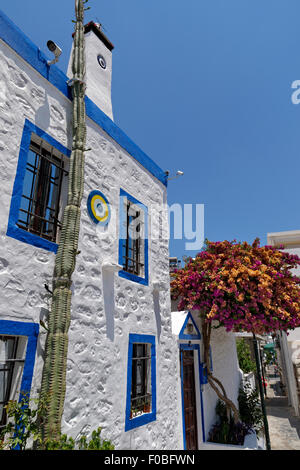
39;0;87;441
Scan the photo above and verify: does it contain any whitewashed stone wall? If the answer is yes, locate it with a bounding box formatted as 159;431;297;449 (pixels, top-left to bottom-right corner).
0;37;182;449
191;313;242;441
201;327;241;437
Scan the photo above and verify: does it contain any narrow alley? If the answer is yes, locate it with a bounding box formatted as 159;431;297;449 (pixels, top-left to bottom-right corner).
265;366;300;450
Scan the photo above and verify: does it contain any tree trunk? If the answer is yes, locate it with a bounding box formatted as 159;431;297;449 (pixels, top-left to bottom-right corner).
202;319;240;424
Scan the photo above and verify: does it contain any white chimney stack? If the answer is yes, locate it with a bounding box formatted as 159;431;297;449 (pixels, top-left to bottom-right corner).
67;22;114;121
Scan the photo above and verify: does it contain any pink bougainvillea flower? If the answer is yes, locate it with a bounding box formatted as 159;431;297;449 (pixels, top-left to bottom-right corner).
171;239;300;335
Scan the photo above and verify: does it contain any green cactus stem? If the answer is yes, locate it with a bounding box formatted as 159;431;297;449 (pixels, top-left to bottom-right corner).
39;0;87;442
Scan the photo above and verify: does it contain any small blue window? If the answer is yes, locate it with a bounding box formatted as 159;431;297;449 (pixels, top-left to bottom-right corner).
125;334;156;431
0;320;39;429
7;119;71;253
118;189;149;285
179;312;201;340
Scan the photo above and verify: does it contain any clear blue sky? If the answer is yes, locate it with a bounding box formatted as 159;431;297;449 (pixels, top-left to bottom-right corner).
2;0;300;261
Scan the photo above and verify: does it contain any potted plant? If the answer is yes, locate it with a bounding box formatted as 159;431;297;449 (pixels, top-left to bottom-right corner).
143;400;151;413
208;400;253;446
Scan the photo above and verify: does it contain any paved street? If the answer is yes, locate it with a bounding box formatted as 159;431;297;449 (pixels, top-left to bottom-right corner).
265;368;300;450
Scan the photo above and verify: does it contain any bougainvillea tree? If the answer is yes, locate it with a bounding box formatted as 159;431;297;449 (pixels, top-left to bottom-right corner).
171;239;300;422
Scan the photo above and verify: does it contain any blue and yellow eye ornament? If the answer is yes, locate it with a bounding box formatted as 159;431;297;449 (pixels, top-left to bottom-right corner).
87;190;111;226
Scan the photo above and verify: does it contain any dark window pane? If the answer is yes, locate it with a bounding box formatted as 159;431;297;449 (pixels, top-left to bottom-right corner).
0;336;19;429
130;343;151;418
123;201;144;276
17;139;67;243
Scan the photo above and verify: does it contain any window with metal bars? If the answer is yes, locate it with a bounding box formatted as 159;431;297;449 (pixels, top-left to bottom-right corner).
118;189;149;286
0;336;25;431
122;201;144;277
130;343;152;418
16;138;68;243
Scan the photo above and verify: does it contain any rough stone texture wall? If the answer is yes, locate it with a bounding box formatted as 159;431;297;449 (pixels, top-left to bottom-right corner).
204;327;241;438
0;40;70;395
0;39;182;449
65;116;182;449
192;314;242;440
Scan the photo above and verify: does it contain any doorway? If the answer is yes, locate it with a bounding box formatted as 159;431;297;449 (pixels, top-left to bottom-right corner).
181;348;198;450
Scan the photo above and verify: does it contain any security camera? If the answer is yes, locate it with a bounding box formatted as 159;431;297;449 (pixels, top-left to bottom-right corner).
167;170;184;181
47;40;62;65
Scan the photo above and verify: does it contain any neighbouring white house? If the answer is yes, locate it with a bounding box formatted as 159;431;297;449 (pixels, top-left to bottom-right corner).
170;281;253;449
0;8;258;451
267;230;300;416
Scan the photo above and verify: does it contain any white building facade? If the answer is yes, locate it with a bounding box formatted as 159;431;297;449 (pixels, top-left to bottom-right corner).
0;9;244;450
267;230;300;417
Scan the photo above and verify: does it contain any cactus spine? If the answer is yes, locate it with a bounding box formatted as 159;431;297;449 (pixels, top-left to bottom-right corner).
39;0;87;441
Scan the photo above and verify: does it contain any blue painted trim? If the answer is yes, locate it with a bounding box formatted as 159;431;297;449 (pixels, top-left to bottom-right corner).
0;10;71;100
85;98;168;187
125;334;156;431
0;9;167;187
180;349;186;450
209;345;213;372
199;363;208;385
118;189;149;286
179;311;201;340
0;320;39;400
180;343;206;447
6;119;71;253
199;346;213;385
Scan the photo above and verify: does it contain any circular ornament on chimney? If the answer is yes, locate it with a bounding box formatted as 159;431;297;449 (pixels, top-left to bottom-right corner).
97;54;106;69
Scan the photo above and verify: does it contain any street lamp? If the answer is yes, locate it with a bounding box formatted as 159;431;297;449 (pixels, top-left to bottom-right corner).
253;333;271;450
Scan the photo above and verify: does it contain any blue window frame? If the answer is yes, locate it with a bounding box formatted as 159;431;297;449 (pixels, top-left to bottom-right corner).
125;334;156;431
118;189;149;285
7;119;71;253
0;320;39;415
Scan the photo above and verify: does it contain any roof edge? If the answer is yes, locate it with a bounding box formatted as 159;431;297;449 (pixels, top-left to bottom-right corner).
0;9;167;187
83;22;114;51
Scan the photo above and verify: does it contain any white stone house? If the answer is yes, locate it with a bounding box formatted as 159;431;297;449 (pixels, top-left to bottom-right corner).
267;230;300;417
0;8;245;450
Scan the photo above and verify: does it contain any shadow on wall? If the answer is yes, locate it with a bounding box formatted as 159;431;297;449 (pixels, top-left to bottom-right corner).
153;289;161;343
35;94;50;130
102;262;123;341
102;268;164;343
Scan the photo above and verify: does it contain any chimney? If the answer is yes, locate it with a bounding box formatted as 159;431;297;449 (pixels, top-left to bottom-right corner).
67;22;114;121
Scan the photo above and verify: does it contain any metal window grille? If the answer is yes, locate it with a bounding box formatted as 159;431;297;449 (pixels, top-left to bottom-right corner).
131;343;151;418
0;336;24;430
17;139;68;243
122;201;144;276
